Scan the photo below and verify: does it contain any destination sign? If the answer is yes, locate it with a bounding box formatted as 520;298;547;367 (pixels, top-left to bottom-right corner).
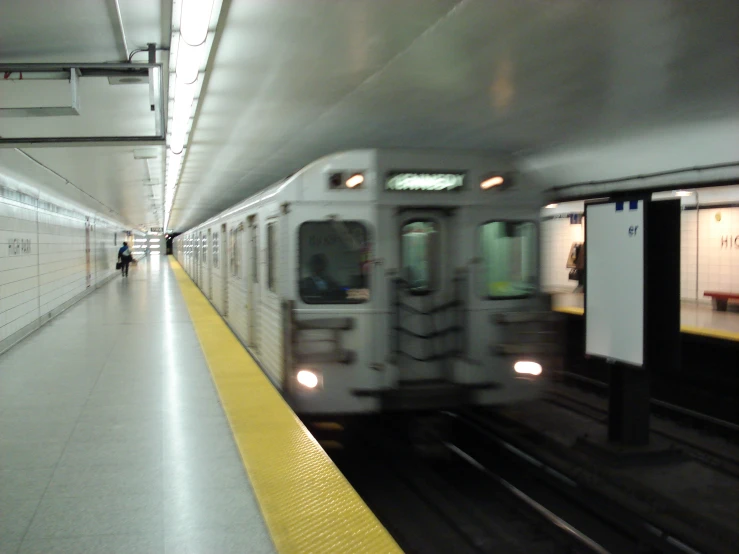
385;172;464;192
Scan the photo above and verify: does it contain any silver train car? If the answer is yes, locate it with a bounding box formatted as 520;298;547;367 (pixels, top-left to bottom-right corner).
174;149;556;415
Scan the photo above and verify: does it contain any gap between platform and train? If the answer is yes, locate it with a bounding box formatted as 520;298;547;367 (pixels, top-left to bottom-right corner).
168;257;401;554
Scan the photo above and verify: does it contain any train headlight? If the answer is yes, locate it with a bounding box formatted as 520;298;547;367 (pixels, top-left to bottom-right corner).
514;361;542;376
297;369;320;389
480;175;504;189
345;173;364;188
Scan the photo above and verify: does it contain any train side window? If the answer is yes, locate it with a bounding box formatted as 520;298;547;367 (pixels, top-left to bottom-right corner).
201;233;207;264
213;231;220;268
401;220;439;294
230;228;241;278
299;221;370;304
251;225;258;283
267;223;277;292
480;221;537;299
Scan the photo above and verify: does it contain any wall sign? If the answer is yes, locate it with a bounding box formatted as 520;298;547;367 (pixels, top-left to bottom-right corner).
385;172;464;192
8;238;31;256
720;235;739;248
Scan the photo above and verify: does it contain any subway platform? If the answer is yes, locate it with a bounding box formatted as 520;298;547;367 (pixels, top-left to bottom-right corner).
0;257;398;553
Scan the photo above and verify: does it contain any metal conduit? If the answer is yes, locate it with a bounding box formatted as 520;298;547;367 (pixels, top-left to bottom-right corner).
112;0;131;61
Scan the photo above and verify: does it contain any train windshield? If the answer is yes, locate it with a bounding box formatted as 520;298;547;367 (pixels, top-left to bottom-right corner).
480;221;537;298
401;221;438;293
299;221;370;304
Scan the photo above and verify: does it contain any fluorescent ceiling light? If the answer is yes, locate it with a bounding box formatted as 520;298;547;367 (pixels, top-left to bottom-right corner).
167;152;183;173
545;203;558;208
175;39;205;84
169;133;186;155
166;0;222;226
180;0;216;46
172;79;196;120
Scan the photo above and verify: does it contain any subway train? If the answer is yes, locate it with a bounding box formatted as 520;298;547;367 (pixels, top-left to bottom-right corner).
174;149;558;415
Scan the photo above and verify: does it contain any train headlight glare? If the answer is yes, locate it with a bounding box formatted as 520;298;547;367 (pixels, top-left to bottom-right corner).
514;361;542;376
480;175;504;190
346;174;364;188
297;370;319;389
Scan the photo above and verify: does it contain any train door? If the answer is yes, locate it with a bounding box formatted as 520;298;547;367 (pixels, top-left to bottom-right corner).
394;210;458;384
196;235;201;285
247;217;259;349
221;223;228;316
201;231;208;292
85;218;92;288
194;235;200;285
207;228;213;299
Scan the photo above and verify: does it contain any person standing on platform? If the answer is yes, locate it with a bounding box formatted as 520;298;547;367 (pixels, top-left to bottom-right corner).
118;242;134;277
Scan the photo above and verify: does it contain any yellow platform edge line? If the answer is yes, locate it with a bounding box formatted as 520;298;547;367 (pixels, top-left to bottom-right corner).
679;325;739;342
552;306;739;342
552;306;585;316
168;258;402;554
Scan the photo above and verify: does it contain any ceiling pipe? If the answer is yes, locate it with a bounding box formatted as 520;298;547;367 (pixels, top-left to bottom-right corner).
112;0;131;61
1;71;70;80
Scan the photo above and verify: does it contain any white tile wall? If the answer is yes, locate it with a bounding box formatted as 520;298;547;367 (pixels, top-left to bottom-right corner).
692;207;739;301
541;207;739;302
0;189;121;346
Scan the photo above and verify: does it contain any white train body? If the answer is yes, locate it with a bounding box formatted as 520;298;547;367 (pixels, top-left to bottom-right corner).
174;149;555;415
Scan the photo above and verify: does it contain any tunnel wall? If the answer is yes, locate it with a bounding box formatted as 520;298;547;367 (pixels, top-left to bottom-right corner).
0;166;125;355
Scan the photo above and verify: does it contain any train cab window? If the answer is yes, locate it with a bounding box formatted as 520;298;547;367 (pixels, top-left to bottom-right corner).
267;223;277;292
212;231;220;268
480;221;537;298
299;221;370;304
401;221;439;293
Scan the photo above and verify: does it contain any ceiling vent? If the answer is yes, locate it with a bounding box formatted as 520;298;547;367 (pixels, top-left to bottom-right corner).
108;75;149;86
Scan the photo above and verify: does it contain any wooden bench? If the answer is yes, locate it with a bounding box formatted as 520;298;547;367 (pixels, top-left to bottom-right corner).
704;291;739;311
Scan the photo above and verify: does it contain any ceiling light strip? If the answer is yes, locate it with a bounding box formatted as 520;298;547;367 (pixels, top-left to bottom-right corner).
164;0;222;229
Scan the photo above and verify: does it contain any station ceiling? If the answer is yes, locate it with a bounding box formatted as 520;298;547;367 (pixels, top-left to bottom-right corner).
1;1;737;231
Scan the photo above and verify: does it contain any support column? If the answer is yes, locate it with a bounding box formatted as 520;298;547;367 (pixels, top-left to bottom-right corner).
608;364;650;445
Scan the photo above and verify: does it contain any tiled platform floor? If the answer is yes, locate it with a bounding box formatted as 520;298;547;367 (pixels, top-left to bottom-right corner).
0;257;274;554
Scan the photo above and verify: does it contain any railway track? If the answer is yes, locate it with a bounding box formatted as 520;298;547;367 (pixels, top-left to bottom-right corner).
446;411;712;554
546;382;739;478
326;380;739;554
555;371;739;438
331;416;633;553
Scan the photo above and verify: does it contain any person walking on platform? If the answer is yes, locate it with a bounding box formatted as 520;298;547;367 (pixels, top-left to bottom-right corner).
118;242;134;277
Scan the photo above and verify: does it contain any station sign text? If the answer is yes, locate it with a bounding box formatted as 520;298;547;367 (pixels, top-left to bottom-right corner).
8;238;32;256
